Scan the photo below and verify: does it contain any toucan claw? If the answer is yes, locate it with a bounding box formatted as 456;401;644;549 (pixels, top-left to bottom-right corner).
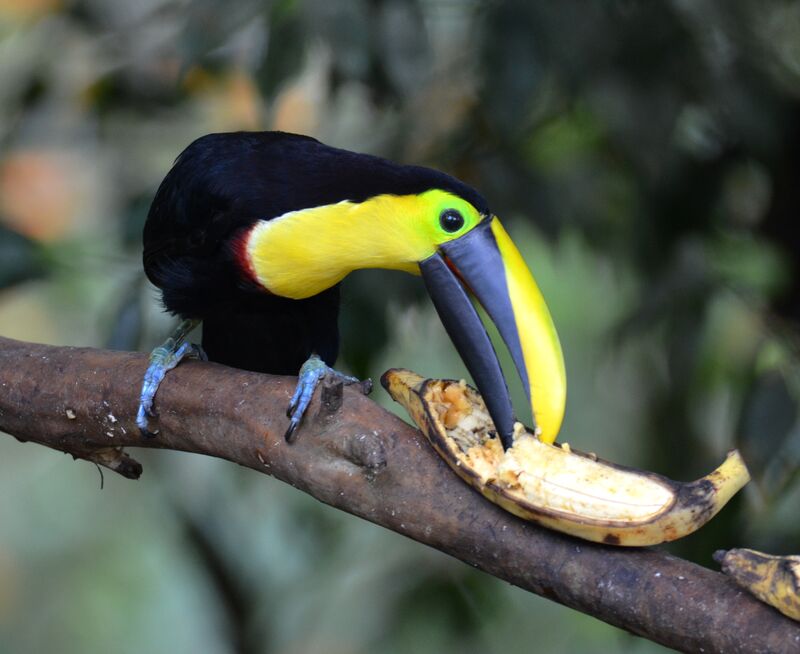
284;355;368;442
137;319;204;437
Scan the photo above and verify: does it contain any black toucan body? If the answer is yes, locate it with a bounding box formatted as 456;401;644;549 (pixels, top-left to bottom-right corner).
140;131;566;448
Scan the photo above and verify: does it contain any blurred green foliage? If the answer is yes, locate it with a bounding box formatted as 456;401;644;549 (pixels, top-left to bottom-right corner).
1;1;799;652
0;225;44;289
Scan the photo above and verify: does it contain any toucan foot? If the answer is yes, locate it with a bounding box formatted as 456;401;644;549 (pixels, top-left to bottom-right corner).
137;319;204;437
285;355;370;442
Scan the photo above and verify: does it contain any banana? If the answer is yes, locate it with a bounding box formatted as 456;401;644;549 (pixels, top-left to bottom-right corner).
381;369;750;546
715;548;800;621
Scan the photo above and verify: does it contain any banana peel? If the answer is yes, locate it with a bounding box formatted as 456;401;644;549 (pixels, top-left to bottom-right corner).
715;548;800;621
381;369;750;547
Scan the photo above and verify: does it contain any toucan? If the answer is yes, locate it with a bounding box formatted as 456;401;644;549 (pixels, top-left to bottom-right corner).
138;131;566;449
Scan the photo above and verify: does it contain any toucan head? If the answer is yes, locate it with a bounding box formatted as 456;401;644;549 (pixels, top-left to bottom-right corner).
415;194;566;448
244;177;566;448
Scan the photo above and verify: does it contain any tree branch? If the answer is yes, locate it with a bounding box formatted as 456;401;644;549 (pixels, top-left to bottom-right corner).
0;336;797;653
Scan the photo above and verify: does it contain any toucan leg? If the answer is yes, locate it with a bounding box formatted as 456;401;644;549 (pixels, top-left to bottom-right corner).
284;354;370;442
137;318;204;437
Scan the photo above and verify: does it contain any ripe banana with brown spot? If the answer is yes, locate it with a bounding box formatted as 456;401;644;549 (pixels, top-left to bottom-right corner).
715;548;800;621
381;369;750;546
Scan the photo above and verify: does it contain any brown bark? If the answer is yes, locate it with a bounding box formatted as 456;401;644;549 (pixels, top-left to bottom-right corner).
0;335;798;653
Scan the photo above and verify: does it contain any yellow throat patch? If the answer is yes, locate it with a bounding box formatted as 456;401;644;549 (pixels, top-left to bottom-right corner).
244;190;482;299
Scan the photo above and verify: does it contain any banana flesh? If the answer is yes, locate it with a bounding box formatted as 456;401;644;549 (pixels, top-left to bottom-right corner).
715;548;800;621
381;368;750;547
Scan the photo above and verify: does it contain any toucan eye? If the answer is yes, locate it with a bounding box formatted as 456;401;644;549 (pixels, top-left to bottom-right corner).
440;209;465;233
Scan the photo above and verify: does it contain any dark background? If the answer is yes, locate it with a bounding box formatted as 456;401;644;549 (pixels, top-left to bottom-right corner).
1;1;799;652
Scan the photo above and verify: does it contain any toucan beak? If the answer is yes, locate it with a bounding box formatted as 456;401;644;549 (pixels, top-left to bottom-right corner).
419;217;566;449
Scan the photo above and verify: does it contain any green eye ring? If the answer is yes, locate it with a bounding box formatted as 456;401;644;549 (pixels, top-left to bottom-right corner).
440;208;465;233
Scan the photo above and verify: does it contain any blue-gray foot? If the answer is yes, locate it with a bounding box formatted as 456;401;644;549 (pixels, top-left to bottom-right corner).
285;354;372;442
137;319;204;437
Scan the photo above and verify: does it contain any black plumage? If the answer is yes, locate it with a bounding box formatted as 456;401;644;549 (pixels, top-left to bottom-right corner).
143;131;488;375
